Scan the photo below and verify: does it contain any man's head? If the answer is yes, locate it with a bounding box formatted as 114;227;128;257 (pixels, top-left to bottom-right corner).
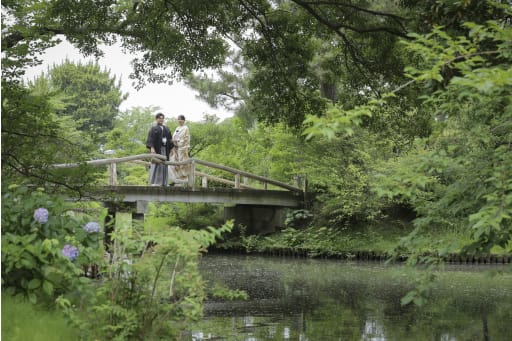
177;114;185;126
155;112;165;125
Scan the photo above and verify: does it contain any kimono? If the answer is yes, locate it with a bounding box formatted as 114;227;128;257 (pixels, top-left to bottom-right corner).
169;124;190;183
146;124;172;185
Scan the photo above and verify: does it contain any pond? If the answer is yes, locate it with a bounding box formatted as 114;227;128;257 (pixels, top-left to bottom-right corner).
185;254;512;341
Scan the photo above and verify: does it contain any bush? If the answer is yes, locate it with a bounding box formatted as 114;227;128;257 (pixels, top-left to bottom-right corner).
1;184;103;305
284;209;313;229
63;221;233;340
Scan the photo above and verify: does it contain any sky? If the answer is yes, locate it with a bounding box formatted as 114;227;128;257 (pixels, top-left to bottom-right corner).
23;39;233;122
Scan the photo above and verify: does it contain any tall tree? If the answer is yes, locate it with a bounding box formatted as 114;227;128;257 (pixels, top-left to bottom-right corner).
1;80;100;192
34;61;127;141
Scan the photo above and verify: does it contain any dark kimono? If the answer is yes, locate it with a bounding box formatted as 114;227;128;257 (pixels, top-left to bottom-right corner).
146;124;173;185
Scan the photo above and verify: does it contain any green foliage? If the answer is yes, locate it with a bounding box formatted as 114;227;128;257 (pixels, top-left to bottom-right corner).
400;0;511;34
386;19;511;261
303;101;376;140
64;221;233;340
209;283;248;301
144;202;224;234
33;60;127;141
1;80;100;190
221;223;410;257
4;0;417;129
284;209;313;229
307;15;512;262
1;184;103;305
108;106;159;154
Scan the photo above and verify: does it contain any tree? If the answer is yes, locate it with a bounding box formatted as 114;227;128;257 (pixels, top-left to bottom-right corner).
105;106;159;154
306;8;512;260
1;0;417;129
33;60;127;141
1;80;100;192
2;59;125;191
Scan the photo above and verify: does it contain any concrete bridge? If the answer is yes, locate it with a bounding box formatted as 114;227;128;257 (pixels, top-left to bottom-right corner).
54;154;306;234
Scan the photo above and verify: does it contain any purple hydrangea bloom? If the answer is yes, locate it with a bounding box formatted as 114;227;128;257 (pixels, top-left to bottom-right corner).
62;244;79;261
83;222;101;233
33;208;49;224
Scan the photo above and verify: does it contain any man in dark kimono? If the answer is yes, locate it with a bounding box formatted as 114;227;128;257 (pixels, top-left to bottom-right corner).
146;112;173;186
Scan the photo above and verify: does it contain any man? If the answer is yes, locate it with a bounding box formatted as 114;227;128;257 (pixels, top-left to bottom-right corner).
146;112;173;186
169;114;190;184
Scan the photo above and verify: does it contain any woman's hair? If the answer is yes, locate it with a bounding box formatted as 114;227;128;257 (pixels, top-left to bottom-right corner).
177;114;186;121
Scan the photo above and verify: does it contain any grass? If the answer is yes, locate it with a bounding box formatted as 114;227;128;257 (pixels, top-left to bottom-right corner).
1;293;78;341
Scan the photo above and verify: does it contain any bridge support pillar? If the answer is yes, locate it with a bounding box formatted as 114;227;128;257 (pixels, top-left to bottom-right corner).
224;205;288;235
103;201;147;250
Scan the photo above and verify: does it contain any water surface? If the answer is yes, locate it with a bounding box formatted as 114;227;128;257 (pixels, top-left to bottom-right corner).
188;255;512;341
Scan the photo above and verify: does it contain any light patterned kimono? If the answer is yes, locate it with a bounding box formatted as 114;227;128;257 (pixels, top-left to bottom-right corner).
169;124;190;183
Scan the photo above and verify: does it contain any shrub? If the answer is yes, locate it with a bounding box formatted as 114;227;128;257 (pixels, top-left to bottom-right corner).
1;184;103;304
63;221;233;340
285;209;313;229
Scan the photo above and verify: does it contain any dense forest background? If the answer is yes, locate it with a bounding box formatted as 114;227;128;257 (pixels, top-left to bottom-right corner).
2;0;511;264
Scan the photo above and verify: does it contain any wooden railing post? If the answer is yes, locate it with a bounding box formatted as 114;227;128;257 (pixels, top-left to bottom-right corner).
188;160;196;190
201;175;208;188
234;174;240;189
294;175;304;190
108;162;117;186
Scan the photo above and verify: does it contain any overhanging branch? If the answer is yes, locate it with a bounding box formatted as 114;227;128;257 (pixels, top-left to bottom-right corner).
292;0;409;38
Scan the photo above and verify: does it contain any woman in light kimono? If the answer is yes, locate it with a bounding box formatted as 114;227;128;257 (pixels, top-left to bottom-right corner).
169;114;190;184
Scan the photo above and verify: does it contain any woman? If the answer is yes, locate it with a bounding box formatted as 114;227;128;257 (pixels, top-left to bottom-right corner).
169;114;190;184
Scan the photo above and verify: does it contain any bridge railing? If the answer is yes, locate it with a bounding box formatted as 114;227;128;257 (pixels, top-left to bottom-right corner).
52;154;303;193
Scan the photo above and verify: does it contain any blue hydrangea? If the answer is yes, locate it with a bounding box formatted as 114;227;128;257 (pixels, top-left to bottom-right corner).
33;208;49;224
62;244;79;261
83;221;101;233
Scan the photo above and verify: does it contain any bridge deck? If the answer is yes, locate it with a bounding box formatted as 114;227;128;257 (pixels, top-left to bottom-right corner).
98;186;303;207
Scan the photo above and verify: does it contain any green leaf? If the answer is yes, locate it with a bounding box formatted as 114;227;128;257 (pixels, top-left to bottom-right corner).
400;291;416;306
28;292;37;304
28;278;41;290
42;280;54;296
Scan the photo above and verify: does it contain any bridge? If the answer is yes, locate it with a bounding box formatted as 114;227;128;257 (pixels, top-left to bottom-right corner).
53;154;306;233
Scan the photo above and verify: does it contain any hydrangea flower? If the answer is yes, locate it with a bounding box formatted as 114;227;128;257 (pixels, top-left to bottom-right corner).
83;221;101;233
62;244;79;261
33;208;49;224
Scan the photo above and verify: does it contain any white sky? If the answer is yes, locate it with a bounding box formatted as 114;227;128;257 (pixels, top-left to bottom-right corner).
23;39;233;122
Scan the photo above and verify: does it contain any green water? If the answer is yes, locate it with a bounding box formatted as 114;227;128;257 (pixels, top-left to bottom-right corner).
188;255;512;341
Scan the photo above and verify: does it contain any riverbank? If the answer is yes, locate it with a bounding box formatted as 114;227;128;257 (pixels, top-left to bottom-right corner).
211;222;512;264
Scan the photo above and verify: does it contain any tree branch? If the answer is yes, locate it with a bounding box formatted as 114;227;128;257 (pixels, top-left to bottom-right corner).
1;129;78;146
291;0;381;96
292;0;409;38
298;0;408;22
391;50;501;94
2;154;87;197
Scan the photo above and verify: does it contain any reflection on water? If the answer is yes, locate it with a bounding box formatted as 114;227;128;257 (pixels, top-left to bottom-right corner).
185;255;512;341
363;320;385;341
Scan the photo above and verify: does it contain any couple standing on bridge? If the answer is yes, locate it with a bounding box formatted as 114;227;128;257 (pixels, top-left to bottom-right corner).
146;112;190;186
